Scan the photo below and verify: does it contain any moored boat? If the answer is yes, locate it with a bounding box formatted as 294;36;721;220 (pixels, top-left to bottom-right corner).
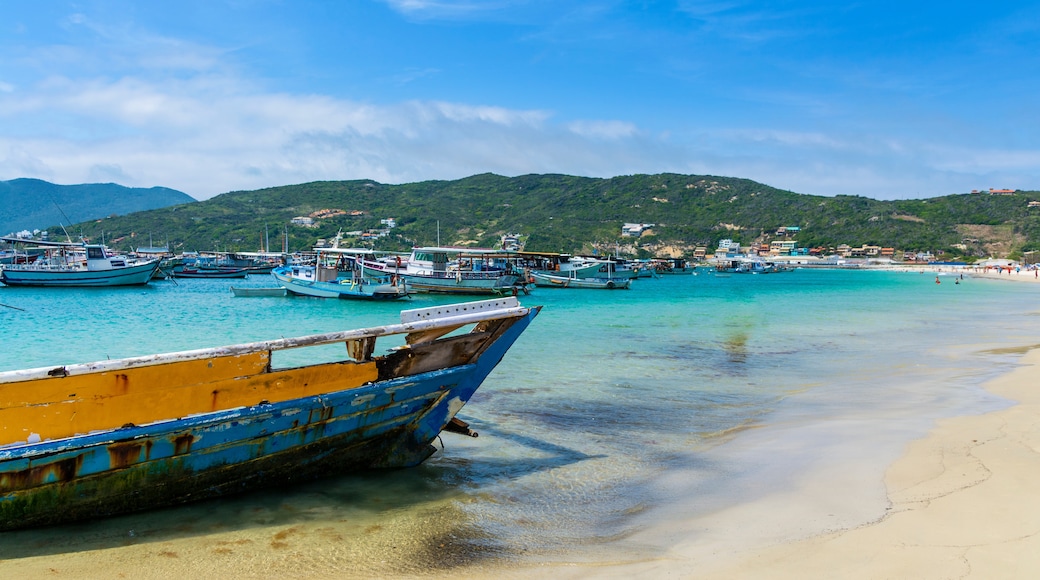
271;264;408;299
230;286;287;297
651;258;696;275
0;238;160;287
172;266;251;279
516;251;604;279
358;247;526;295
568;256;639;279
271;247;409;300
529;270;632;289
0;297;539;530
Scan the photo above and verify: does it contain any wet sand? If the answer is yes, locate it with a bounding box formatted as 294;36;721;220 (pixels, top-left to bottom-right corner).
692;347;1040;579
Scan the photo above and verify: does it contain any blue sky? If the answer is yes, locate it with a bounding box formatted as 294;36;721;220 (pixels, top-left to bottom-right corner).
1;1;1038;200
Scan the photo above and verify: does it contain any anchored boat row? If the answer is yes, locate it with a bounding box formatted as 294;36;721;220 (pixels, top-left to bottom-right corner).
1;239;662;293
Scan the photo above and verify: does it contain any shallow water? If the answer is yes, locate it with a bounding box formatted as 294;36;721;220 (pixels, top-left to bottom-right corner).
0;269;1036;576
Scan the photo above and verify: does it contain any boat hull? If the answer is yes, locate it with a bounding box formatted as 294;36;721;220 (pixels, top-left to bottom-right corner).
230;286;287;297
172;267;250;279
0;298;538;530
530;272;631;289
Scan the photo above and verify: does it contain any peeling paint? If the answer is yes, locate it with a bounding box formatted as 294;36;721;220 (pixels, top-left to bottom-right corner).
0;299;540;531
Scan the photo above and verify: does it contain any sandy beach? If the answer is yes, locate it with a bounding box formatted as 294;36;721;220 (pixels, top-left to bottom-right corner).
690;347;1040;579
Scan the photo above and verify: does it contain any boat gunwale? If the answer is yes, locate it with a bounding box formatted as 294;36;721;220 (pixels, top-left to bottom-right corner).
0;297;530;384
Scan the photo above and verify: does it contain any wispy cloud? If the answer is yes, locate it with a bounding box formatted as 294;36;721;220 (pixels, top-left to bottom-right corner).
567;119;638;140
381;0;523;20
1;68;1035;200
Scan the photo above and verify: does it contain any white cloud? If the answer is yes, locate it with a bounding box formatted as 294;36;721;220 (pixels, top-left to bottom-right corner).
1;72;1036;201
567;119;638;140
380;0;510;20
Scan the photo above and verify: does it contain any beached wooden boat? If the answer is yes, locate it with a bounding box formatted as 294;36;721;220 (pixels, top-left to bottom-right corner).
230;286;287;297
529;271;632;289
0;297;539;531
0;238;160;287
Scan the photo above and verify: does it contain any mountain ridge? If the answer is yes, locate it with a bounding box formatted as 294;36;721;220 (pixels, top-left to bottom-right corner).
0;178;195;236
5;173;1039;260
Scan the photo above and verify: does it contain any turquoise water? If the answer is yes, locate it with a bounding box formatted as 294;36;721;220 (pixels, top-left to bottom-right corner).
0;269;1037;574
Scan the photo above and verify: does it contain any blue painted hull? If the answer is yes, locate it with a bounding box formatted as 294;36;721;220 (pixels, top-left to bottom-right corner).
0;299;538;530
271;266;408;300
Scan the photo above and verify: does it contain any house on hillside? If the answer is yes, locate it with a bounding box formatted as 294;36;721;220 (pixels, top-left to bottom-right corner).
622;223;655;237
716;239;742;257
769;240;798;255
501;233;522;251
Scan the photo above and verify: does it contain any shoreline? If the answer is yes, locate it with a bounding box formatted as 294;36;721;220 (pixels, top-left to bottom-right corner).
483;343;1040;579
695;346;1040;578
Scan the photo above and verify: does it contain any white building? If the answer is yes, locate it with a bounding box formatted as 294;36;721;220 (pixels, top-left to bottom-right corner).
622;223;655;237
716;238;742;256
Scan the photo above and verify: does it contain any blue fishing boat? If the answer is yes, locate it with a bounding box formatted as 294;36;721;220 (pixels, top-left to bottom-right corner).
0;297;539;530
271;247;409;300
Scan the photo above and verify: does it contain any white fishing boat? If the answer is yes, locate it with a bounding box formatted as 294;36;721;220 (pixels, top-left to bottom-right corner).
0;237;161;287
517;251;605;278
569;256;639;279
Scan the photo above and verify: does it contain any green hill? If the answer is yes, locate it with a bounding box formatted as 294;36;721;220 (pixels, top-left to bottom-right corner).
0;178;195;237
18;173;1040;260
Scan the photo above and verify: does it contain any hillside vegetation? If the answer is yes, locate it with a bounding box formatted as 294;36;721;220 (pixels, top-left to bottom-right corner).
28;173;1040;260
